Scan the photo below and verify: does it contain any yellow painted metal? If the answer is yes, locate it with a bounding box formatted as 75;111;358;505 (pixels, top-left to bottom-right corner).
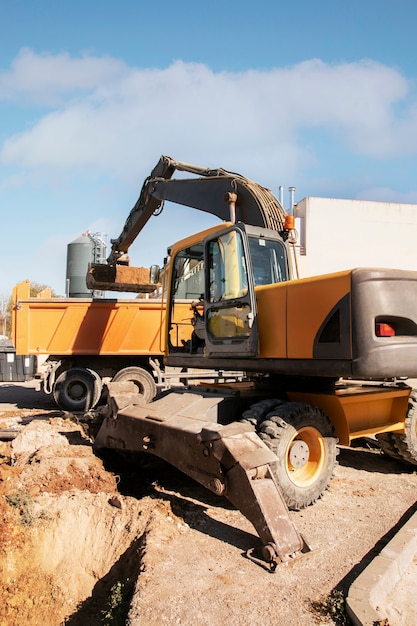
12;280;191;357
286;270;352;359
286;425;326;487
288;385;411;446
256;282;287;358
256;270;352;359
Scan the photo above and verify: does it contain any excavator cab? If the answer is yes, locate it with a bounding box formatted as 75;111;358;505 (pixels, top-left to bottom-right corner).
166;222;290;363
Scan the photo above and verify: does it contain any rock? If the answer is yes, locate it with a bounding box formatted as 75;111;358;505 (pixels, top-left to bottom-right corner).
11;421;70;463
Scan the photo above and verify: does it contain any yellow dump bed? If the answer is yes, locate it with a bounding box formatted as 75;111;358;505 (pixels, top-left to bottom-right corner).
12;280;165;357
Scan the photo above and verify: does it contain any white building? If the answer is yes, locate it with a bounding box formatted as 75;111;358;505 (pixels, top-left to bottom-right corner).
293;197;417;278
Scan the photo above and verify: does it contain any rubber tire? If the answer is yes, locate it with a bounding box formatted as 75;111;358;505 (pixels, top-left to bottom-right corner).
258;402;338;510
86;368;103;408
376;390;417;466
112;366;156;403
53;367;98;412
241;398;284;428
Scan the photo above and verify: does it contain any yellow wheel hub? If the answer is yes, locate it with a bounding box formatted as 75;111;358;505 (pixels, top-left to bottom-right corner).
286;426;326;487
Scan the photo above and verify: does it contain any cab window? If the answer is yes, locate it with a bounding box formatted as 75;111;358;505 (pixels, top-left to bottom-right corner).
169;243;204;352
248;236;288;285
208;230;248;302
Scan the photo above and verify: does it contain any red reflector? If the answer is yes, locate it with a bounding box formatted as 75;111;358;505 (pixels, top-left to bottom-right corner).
376;323;395;337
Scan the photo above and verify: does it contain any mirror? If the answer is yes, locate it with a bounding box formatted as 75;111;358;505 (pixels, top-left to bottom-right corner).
150;264;161;284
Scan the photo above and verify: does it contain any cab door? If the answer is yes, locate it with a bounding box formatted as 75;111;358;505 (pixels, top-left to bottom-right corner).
203;225;258;358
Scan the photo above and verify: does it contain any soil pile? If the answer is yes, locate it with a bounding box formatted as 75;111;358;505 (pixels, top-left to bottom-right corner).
0;418;151;626
1;384;417;625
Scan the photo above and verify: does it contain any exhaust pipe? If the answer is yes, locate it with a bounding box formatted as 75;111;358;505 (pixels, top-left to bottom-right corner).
288;187;296;215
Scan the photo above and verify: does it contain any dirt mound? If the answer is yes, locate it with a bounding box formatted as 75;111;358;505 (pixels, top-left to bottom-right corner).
11;420;117;496
1;388;417;625
0;418;152;626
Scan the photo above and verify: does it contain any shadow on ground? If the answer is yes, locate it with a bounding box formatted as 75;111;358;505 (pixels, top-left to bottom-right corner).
0;382;56;410
337;437;415;475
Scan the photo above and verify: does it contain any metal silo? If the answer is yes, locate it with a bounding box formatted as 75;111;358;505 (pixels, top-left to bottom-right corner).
66;231;107;298
66;233;94;297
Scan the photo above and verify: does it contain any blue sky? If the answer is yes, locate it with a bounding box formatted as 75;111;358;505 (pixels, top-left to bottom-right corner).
1;0;417;297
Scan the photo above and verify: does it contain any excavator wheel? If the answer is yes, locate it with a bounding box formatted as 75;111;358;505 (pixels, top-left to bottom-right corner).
240;398;284;428
376;391;417;466
112;366;157;403
257;402;338;510
53;367;102;412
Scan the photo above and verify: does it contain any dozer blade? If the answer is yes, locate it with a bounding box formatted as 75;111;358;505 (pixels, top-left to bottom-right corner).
94;386;310;569
86;263;157;293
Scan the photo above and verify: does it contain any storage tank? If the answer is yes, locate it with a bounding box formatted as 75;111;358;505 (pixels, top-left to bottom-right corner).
66;233;94;297
66;232;107;297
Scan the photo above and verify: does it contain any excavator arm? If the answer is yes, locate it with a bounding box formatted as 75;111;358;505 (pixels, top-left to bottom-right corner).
87;155;289;291
96;155;289;266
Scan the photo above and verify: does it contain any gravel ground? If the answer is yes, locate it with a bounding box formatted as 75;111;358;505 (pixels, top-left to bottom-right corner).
1;381;417;625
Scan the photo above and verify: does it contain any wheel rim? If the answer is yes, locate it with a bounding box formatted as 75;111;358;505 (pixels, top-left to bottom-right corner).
67;381;88;402
285;426;326;487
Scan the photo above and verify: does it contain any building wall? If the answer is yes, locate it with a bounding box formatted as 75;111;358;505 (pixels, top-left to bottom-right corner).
293;197;417;278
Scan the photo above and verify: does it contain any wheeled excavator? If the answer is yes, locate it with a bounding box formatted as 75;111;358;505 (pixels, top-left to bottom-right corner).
88;156;417;569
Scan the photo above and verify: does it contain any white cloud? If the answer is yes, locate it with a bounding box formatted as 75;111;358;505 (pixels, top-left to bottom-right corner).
1;52;416;191
0;48;128;105
2;51;417;298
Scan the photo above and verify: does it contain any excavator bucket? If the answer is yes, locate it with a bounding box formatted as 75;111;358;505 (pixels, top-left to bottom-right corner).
86;263;157;293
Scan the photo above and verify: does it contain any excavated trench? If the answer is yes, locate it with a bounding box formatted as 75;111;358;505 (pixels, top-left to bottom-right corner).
0;417;162;626
4;398;417;625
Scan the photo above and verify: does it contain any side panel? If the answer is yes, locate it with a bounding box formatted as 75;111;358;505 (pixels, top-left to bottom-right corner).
286;271;352;359
288;385;411;446
256;271;352;360
256;283;287;358
14;300;164;355
12;281;187;357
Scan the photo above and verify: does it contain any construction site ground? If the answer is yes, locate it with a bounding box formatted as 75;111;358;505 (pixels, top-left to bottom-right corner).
1;381;417;626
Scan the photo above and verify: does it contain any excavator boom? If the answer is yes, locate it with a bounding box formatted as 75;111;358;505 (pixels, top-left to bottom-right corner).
106;155;288;264
87;155;289;292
